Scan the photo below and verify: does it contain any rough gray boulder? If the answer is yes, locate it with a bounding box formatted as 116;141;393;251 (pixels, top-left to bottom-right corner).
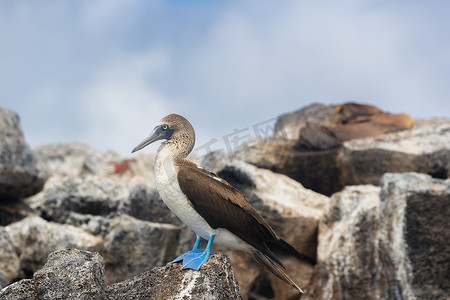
27;176;178;237
294;103;413;151
0;248;108;300
31;175;128;234
0;227;20;284
303;185;397;300
33;249;108;300
303;173;450;300
33;143;120;178
0;279;34;300
0;249;243;300
274;103;338;139
107;253;242;300
0;197;35;226
103;215;182;284
274;102;413;140
236;113;449;195
380;173;450;299
33;143;156;186
341;118;450;184
0;107;48;199
0;270;7;291
5;216;103;278
236;139;342;196
27;144;173;235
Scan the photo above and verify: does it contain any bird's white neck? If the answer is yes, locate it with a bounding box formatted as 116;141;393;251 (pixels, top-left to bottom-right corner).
154;142;178;184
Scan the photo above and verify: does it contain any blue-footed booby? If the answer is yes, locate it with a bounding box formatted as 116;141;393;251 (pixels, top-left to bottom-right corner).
131;114;315;293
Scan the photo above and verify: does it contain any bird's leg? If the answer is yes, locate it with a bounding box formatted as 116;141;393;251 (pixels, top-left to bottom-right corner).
171;236;203;263
192;235;201;251
182;235;215;270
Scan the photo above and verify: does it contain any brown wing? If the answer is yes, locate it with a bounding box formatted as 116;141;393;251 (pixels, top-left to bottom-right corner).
175;159;283;259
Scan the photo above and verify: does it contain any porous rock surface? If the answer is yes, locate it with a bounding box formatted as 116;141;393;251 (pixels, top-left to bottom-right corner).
0;227;20;284
0;107;48;199
303;173;449;300
236;103;449;195
5;216;103;279
0;249;242;300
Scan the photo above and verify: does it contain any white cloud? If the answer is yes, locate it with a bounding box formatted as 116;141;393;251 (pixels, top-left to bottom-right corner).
80;48;172;155
166;0;450;119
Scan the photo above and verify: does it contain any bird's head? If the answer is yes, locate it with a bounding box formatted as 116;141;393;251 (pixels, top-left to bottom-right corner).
131;114;195;157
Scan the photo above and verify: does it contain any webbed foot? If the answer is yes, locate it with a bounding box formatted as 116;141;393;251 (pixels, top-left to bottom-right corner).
172;235;215;270
181;249;212;270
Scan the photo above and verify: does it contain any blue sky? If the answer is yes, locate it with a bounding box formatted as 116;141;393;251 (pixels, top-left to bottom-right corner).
1;0;449;156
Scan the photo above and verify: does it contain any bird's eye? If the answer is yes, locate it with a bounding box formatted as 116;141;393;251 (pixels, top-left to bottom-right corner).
163;125;168;130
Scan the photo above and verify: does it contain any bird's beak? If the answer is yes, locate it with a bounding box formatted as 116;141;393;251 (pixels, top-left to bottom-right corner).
131;127;164;153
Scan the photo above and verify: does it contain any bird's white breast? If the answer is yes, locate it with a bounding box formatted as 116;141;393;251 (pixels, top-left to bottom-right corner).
153;144;251;252
154;145;214;239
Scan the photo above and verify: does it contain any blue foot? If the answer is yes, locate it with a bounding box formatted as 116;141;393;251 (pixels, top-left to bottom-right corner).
182;249;212;270
182;235;215;270
172;236;202;263
171;249;203;263
172;235;215;270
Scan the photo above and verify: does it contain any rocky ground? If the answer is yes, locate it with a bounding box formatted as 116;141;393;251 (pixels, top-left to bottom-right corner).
0;103;448;299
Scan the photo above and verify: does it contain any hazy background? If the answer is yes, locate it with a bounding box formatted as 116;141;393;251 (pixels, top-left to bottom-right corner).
1;0;449;156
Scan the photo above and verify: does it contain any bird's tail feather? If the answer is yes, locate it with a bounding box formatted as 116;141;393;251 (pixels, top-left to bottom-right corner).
249;249;304;293
267;239;317;266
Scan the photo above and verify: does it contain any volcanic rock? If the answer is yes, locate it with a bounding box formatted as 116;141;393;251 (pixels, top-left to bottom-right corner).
303;173;450;300
0;226;20;284
0;107;48;199
103;215;182;284
108;253;242;300
236;105;449;195
0;249;243;300
5;216;103;278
